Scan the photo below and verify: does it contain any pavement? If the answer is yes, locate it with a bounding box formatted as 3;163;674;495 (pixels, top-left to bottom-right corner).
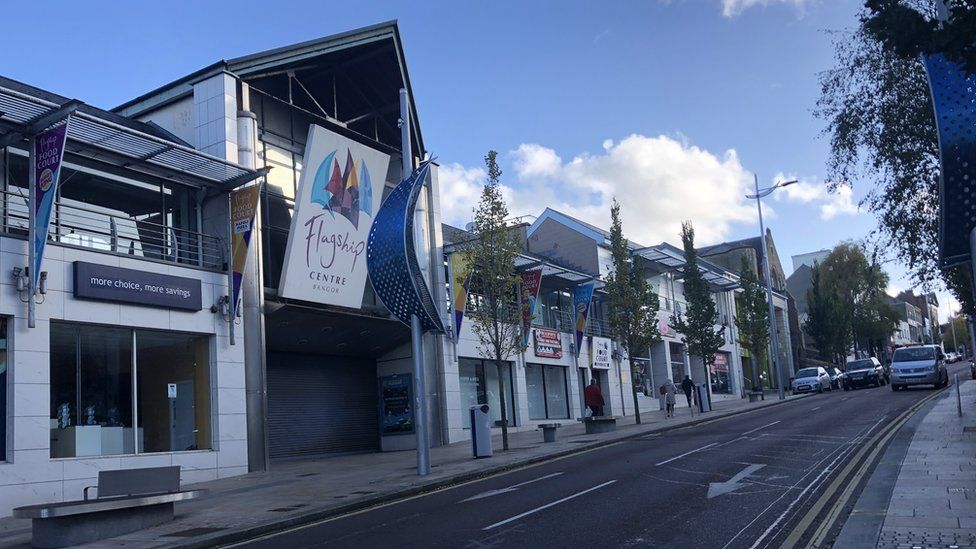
837;374;976;549
0;390;802;549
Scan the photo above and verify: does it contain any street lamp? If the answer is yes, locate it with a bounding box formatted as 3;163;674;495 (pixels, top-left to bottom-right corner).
746;175;797;401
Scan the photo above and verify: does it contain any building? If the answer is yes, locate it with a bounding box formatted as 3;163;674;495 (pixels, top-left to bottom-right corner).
895;290;940;344
889;298;924;345
0;75;263;514
791;249;830;271
786;263;822;360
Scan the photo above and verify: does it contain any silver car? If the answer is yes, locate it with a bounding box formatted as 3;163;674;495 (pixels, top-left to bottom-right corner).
890;345;948;390
792;367;832;394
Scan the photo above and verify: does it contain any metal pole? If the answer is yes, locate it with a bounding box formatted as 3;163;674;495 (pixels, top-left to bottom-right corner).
27;137;36;329
755;174;785;400
956;374;962;417
401;88;430;476
950;306;960;355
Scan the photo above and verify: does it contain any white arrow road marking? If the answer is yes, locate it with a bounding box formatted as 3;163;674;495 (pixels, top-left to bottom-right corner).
483;480;617;530
707;464;766;499
460;472;564;503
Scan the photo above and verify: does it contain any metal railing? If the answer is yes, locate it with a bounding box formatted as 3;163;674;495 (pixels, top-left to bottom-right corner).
1;188;225;270
463;299;615;338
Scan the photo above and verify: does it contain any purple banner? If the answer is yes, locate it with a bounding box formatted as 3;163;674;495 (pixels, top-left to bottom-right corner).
573;282;595;357
33;122;69;291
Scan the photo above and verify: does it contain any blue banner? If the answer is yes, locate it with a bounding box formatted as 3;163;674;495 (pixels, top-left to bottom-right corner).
573;282;595;356
33;121;69;292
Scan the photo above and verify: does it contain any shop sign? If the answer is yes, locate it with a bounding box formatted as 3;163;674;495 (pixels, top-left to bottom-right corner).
73;262;202;311
533;328;562;358
379;374;413;435
711;353;729;373
659;319;676;338
590;337;612;369
278;125;390;309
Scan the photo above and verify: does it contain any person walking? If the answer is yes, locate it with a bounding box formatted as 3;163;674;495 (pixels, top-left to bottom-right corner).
584;378;605;417
661;379;678;419
681;375;695;409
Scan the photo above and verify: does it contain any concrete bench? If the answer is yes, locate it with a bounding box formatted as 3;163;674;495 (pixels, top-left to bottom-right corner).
13;466;206;548
537;423;562;442
748;391;765;403
579;416;618;434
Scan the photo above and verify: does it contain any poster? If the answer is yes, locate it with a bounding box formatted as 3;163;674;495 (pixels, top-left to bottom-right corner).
590;337;612;369
533;328;562;359
32;121;69;292
520;269;543;345
573;282;595;356
379;374;413;435
229;184;261;317
278;124;390;308
450;253;472;342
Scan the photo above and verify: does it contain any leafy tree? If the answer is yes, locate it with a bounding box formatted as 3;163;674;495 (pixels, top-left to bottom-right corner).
605;199;662;424
735;256;770;391
670;222;725;398
863;0;976;73
806;262;844;363
942;314;970;354
463;150;526;451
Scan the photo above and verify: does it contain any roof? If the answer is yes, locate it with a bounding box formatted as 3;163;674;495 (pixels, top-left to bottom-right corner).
698;235;763;258
527;208;644;249
0;75;260;189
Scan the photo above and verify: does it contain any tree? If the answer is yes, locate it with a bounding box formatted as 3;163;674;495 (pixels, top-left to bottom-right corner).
605;199;662;424
805;262;848;364
943;314;969;354
463;150;526;451
735;256;770;391
670;222;725;398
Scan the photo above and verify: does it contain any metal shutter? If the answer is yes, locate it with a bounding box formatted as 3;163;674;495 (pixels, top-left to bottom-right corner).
267;353;378;459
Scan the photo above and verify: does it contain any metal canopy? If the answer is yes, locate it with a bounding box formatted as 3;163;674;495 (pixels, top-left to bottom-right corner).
0;81;262;189
635;245;739;291
514;253;595;286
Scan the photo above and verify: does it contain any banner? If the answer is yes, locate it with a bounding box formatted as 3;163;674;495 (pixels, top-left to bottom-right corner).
520;269;543;345
450;253;472;342
278;124;390;308
533;328;562;358
32;121;69;291
230;184;261;317
573;282;595;356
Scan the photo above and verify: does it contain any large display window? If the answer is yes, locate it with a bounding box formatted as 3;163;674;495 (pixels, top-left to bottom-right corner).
526;364;569;420
459;358;515;428
50;323;212;458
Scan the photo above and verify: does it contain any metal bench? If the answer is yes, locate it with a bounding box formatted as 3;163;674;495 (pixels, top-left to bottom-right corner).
579;416;618;434
537;423;562;442
13;466;206;548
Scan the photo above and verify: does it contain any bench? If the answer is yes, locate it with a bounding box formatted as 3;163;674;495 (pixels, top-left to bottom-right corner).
13;466;206;548
579;416;618;434
537;423;562;443
748;391;765;403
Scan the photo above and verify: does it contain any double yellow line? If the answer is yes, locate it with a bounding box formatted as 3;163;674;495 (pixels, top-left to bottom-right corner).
780;386;948;548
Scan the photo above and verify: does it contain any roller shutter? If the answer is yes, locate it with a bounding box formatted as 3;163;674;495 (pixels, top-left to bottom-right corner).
267;353;378;459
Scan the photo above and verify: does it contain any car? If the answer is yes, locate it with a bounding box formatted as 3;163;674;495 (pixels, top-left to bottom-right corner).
827;367;843;389
841;357;886;390
890;345;948;391
792;367;832;394
946;352;958;364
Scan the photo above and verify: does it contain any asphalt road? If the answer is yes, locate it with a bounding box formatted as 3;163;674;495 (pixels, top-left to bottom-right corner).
231;363;972;549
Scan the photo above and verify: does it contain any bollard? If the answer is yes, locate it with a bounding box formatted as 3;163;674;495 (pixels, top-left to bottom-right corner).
957;374;962;418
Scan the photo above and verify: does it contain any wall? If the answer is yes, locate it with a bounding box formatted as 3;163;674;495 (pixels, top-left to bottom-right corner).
135;96;195;146
526;218;600;276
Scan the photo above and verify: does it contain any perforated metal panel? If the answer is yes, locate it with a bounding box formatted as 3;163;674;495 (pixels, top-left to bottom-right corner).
924;54;976;263
366;161;444;333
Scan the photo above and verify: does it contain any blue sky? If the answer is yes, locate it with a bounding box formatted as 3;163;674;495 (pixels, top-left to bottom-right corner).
2;0;949;313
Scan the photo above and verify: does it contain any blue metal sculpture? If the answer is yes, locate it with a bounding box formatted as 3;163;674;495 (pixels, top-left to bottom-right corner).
366;160;444;333
924;53;976;264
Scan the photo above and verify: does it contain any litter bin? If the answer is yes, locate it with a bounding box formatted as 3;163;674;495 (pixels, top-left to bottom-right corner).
696;384;711;413
470;404;492;458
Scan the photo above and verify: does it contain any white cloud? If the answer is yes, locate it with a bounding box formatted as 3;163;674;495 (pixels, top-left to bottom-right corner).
437;162;487;226
774;174;860;220
511;144;562;179
721;0;810;18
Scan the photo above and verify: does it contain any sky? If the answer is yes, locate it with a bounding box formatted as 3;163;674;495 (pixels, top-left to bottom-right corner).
1;0;955;317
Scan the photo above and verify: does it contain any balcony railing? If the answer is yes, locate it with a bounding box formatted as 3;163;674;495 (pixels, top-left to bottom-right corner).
1;189;225;271
463;299;615;339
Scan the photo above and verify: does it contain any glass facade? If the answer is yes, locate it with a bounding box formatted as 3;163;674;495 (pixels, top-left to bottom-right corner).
50;323;212;458
525;364;569;420
459;358;515;428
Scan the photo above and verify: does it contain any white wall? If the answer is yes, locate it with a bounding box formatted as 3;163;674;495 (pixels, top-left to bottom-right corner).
136;96;195;146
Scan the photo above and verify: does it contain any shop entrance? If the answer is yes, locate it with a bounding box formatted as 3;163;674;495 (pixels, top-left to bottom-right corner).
578;368;611;417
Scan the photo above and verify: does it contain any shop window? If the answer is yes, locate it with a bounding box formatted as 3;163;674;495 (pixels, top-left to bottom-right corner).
50;323;212;458
0;320;7;461
526;364;569;420
459;358;515;428
710;353;732;395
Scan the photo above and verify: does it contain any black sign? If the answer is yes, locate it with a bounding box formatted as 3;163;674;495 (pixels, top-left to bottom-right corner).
378;374;413;436
73;262;203;311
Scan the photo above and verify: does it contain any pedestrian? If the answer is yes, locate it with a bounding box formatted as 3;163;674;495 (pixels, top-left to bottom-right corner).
681;375;695;408
584;378;605;418
661;379;678;418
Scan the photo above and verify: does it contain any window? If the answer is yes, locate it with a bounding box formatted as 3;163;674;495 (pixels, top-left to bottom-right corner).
459;358;515;428
526;364;569;420
50;323;212;458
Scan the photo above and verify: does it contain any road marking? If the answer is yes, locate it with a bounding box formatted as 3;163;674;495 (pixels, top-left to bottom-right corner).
742;420;780;436
641;433;661;439
655;443;718;466
460;472;564;502
841;397;849;401
707;464;766;498
811;406;821;411
719;436;750;447
482;480;617;530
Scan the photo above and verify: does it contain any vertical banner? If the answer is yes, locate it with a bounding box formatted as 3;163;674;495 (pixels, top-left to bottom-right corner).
573;282;595;357
230;184;262;317
449;253;472;343
31;122;69;293
520;269;543;345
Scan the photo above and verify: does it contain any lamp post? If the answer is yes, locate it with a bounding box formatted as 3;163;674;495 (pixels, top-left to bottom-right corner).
746;175;797;401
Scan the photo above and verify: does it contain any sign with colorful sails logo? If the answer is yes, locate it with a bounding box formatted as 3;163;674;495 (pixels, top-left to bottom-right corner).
279;125;390;308
32;121;69;293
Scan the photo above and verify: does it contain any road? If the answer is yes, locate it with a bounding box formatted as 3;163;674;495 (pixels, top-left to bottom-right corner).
230;362;971;549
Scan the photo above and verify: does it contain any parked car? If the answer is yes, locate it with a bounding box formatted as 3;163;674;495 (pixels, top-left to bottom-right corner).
827;368;843;389
946;352;959;364
890;345;948;391
841;357;886;390
792;367;832;394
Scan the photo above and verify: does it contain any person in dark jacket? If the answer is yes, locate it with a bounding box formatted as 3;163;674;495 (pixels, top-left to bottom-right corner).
681;376;695;408
584;379;605;417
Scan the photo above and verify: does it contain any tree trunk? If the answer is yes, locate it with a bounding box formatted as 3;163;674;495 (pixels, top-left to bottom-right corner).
495;358;509;451
630;358;641;424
